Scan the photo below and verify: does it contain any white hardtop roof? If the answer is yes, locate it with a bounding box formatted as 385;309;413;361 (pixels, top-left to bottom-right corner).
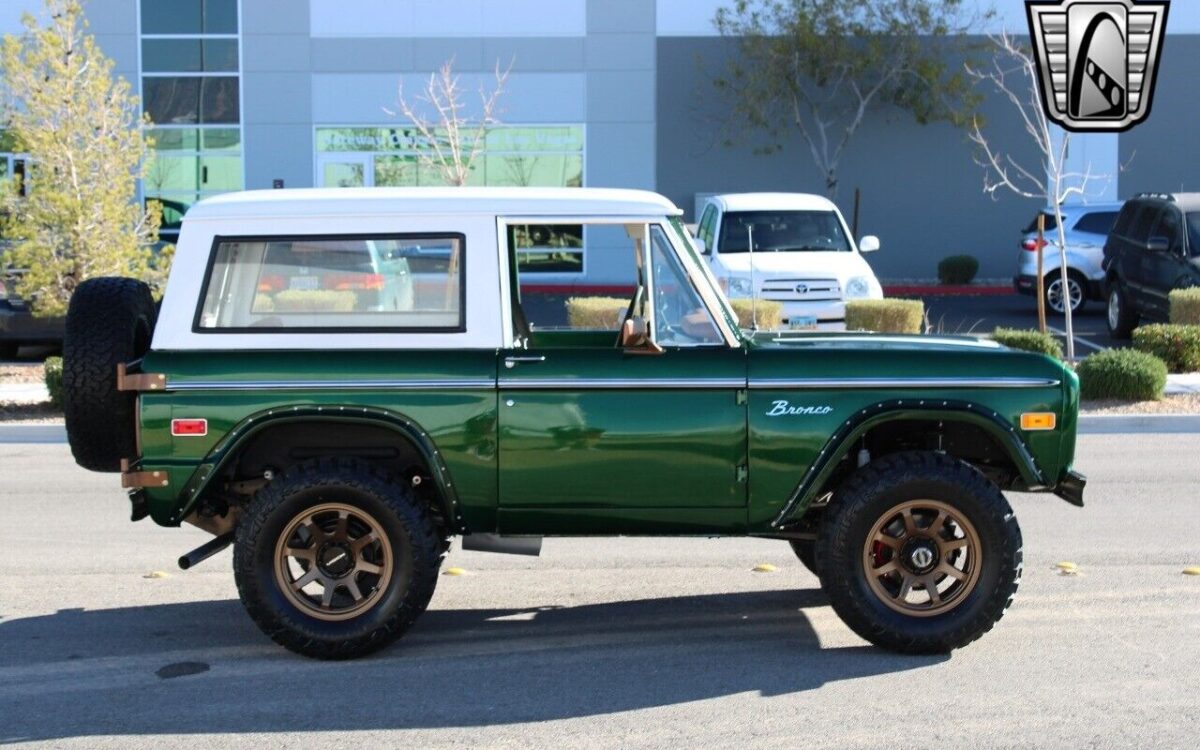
185;187;683;221
711;192;838;213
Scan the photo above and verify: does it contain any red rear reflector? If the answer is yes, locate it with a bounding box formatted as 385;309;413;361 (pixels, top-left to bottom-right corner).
171;419;208;437
1022;238;1048;252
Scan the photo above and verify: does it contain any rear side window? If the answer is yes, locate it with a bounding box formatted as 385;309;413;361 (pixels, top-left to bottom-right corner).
1073;211;1118;235
1022;212;1058;234
196;234;464;332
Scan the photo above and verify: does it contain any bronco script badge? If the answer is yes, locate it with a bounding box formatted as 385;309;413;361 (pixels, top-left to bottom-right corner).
1026;0;1168;132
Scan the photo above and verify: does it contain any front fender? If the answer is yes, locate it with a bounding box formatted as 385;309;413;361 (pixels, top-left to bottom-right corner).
171;405;466;530
771;400;1047;529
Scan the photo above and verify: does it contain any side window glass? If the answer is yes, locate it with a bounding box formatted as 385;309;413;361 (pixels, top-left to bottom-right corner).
1111;205;1135;237
1155;210;1181;252
1075;211;1118;235
197;235;462;331
649;226;722;347
509;223;639;336
1129;207;1160;244
698;205;716;249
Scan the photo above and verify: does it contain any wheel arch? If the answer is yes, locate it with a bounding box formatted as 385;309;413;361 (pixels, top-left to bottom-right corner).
180;405;465;533
772;400;1046;529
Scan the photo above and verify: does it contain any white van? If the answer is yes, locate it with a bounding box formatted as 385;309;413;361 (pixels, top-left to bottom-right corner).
693;193;883;330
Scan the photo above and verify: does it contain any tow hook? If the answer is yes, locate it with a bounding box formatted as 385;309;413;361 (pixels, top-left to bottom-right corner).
178;532;235;570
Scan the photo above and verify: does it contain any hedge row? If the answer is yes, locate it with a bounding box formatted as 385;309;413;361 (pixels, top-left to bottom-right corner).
1132;324;1200;373
1170;288;1200;325
845;299;925;334
992;328;1063;360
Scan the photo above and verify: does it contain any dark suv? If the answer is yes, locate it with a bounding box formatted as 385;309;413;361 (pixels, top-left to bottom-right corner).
1103;193;1200;337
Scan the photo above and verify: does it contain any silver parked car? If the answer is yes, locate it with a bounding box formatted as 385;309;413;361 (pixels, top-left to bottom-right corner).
1013;202;1122;314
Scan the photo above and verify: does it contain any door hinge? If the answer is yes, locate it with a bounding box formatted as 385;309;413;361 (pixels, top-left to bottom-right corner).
736;464;748;483
735;389;747;405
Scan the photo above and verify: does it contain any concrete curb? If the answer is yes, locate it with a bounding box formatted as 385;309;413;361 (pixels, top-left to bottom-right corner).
1078;414;1200;434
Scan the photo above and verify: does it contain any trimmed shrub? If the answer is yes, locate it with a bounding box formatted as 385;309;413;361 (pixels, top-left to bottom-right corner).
1077;348;1167;401
845;299;925;334
1132;324;1200;373
1169;288;1200;324
271;290;358;313
728;298;784;330
43;356;63;409
992;327;1064;360
566;296;628;329
937;255;980;285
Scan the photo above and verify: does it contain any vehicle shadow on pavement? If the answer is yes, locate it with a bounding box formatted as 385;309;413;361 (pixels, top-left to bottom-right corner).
0;588;945;741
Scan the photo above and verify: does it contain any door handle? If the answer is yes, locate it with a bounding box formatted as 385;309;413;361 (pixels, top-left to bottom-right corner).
504;355;546;369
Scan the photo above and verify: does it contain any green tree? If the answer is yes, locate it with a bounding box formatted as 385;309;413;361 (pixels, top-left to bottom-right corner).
0;0;160;317
713;0;991;198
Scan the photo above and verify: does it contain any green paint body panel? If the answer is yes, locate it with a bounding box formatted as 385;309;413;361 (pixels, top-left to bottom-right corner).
135;333;1081;536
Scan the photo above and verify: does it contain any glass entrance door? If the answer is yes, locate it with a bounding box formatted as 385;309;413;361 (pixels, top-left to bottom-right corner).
317;154;371;188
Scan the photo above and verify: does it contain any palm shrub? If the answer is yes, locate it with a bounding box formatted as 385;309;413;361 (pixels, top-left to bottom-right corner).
1077;348;1167;401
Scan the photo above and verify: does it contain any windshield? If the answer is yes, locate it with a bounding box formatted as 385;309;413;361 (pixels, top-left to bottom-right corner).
1188;213;1200;257
718;210;852;253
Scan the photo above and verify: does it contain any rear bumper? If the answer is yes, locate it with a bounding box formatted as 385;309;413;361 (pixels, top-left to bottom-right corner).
1054;469;1086;507
1014;274;1036;297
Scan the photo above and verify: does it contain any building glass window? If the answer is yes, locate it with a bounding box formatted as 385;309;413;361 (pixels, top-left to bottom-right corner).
140;0;243;238
314;126;584;190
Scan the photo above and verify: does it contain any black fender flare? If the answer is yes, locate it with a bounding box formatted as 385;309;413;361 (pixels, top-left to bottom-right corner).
171;405;465;531
772;399;1047;528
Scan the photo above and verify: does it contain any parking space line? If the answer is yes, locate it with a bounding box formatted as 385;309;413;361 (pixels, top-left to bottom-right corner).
1047;326;1108;354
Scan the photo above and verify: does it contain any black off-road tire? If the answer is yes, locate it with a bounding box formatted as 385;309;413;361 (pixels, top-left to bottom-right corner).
1106;281;1138;339
234;458;444;660
62;277;157;471
788;539;821;577
817;451;1022;654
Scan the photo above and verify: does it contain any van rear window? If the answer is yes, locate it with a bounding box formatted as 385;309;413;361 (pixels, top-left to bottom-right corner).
195;234;464;332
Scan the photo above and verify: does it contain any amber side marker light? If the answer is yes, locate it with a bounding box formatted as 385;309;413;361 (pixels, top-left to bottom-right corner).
171;419;209;437
1020;413;1056;431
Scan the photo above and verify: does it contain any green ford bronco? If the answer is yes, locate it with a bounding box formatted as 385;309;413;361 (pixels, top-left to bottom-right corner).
62;187;1085;659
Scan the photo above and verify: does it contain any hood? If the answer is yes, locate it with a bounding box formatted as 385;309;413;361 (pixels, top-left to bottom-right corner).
713;250;872;279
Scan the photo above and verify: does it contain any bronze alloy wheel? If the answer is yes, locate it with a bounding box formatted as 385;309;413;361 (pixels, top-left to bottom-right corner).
273;502;394;622
862;499;983;617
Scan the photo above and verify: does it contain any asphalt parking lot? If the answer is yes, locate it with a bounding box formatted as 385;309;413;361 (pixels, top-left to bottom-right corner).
923;294;1118;353
1;434;1198;749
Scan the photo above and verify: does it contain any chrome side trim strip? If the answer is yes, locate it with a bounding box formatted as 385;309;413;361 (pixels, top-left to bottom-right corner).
499;378;745;390
166;379;495;392
166;376;1058;392
749;378;1060;390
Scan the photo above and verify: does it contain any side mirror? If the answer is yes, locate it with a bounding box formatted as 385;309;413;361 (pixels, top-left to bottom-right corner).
693;236;708;255
620;316;663;355
859;235;880;253
1146;236;1170;254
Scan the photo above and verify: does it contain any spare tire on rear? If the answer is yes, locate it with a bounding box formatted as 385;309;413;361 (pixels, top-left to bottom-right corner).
63;277;157;472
